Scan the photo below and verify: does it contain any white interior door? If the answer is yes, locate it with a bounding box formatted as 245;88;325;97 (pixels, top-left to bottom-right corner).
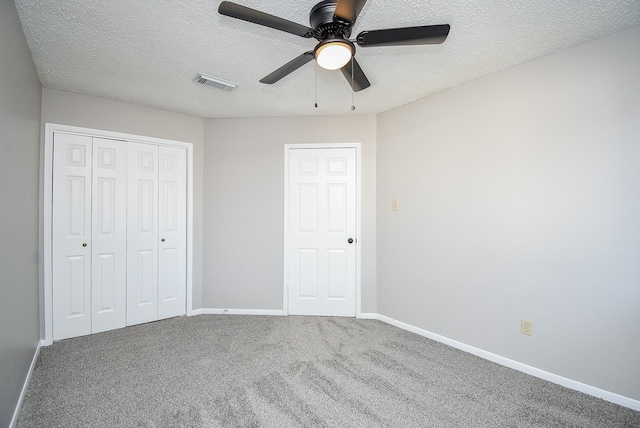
52;133;92;340
157;146;187;319
127;143;159;325
287;147;357;316
91;138;127;334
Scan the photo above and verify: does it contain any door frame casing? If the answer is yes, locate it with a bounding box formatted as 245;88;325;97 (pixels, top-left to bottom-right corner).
42;123;194;345
283;143;362;317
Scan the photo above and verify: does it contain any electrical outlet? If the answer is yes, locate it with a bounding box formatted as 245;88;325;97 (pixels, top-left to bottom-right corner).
521;319;533;336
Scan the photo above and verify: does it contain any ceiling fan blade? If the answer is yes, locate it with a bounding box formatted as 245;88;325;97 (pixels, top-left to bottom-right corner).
340;57;371;92
260;52;315;84
218;1;314;38
334;0;369;23
356;24;450;47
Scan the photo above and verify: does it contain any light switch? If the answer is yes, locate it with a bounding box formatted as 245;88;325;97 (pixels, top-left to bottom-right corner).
392;200;400;211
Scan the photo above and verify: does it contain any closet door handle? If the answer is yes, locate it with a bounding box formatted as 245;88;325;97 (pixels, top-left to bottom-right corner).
161;238;166;242
82;243;88;247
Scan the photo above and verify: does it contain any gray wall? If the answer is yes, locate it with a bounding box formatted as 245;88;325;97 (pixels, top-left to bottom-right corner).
376;26;640;400
202;116;377;313
0;0;43;425
40;88;205;309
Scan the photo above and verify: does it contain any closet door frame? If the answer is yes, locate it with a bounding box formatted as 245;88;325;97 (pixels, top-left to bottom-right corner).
42;123;194;346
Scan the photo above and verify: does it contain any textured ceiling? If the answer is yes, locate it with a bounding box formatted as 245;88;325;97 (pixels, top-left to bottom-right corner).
15;0;640;118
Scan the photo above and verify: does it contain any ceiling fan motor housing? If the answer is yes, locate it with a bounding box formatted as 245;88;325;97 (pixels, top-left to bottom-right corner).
310;0;352;40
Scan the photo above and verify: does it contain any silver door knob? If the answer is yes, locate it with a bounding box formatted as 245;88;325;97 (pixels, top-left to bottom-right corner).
348;238;354;244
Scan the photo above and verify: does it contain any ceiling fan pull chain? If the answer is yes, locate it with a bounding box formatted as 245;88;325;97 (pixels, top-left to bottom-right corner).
315;61;318;108
351;59;356;111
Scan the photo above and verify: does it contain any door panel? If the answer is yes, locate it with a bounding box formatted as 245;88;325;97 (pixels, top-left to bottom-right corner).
137;249;155;303
158;146;187;320
91;138;127;333
298;249;318;298
53;134;92;340
95;254;115;310
298;184;318;232
127;143;159;326
288;148;357;316
327;184;347;232
327;249;347;298
67;255;87;315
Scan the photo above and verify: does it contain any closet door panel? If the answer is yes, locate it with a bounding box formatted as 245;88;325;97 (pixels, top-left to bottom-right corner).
127;143;159;326
157;146;187;319
91;138;128;333
52;133;92;340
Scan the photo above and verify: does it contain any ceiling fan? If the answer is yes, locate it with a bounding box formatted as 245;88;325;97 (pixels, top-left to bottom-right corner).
218;0;450;91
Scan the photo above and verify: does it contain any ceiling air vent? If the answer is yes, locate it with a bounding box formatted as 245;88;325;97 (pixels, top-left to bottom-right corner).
196;73;238;92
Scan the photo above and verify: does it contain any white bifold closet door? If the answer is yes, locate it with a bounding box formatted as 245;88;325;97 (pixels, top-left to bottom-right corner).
53;134;128;340
52;134;187;340
92;138;128;333
127;143;187;326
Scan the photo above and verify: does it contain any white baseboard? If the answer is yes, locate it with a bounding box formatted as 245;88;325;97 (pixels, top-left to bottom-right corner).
190;308;285;316
375;314;640;412
9;340;43;428
357;312;379;320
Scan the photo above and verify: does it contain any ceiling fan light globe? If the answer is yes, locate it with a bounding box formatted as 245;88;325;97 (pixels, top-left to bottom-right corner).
315;41;353;70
